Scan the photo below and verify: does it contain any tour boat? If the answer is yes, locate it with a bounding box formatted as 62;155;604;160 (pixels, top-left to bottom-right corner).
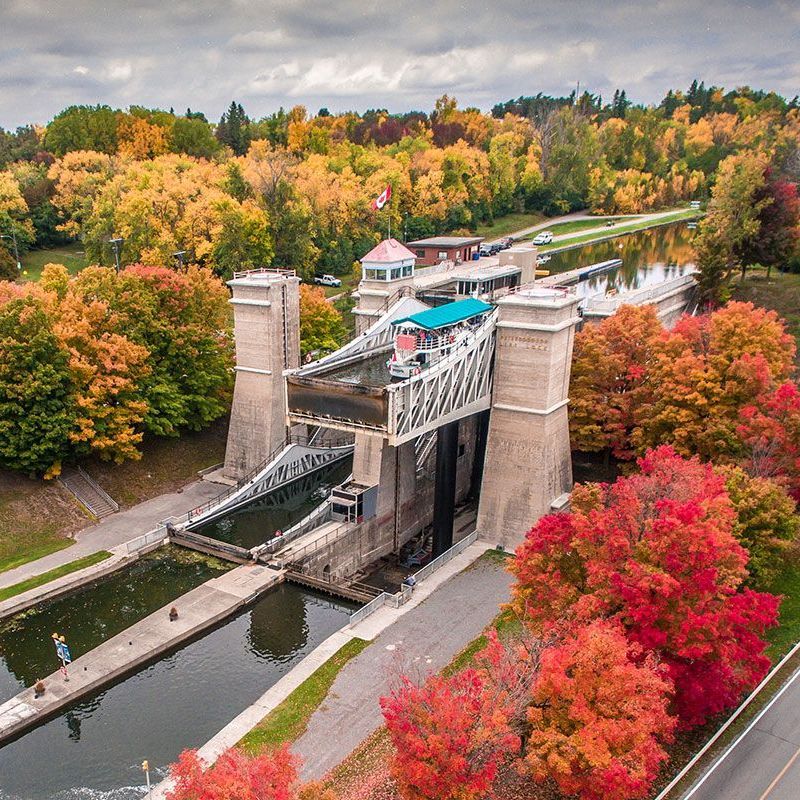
386;298;493;380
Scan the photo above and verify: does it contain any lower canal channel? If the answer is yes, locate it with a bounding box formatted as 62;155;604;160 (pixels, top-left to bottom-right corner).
0;575;355;800
0;461;357;800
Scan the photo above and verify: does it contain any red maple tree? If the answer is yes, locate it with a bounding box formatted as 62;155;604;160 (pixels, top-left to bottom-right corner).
738;380;800;502
380;667;520;800
511;446;780;727
167;746;300;800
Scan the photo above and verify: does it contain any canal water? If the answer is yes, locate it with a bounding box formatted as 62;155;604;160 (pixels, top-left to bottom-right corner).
0;547;230;705
546;221;697;299
196;458;353;549
0;583;356;800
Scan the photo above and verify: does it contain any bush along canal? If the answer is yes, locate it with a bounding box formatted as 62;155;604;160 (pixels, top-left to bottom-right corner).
0;583;356;800
0;547;230;706
196;458;352;550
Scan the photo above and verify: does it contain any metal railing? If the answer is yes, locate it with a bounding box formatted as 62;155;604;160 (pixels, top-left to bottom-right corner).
255;498;334;557
274;521;354;567
583;272;697;314
123;526;169;555
413;531;479;582
232;267;296;280
348;532;479;627
181;433;353;524
348;592;388;626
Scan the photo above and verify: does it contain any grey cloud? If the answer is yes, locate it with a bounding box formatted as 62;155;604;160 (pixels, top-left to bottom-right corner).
0;0;798;128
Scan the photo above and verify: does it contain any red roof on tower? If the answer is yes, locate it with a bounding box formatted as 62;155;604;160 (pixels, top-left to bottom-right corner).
360;238;417;264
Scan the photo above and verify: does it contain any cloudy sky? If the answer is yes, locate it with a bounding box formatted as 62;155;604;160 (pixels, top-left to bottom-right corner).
1;0;799;128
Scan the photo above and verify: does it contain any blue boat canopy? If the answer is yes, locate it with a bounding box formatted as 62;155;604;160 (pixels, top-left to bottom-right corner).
391;298;493;331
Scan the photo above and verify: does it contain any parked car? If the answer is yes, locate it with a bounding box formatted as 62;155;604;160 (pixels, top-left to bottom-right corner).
532;231;553;245
314;274;342;287
499;237;514;249
479;243;494;256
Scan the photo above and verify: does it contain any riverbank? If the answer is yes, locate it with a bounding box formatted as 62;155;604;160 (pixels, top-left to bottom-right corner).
537;207;700;255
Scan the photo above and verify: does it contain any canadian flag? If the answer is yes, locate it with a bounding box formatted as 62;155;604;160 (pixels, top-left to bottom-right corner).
372;184;391;210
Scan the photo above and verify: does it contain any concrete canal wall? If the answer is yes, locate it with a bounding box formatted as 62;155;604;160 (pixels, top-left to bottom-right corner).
0;562;284;745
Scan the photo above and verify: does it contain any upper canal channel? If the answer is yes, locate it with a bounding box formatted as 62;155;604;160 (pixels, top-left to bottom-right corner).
545;220;698;298
0;459;356;800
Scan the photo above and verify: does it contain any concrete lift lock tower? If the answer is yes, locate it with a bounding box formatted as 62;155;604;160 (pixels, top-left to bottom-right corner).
223;269;301;481
477;286;581;551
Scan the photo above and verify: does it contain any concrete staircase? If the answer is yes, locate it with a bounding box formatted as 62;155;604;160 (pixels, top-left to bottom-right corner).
59;466;119;519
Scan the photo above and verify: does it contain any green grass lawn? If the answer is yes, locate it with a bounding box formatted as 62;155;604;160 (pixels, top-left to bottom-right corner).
322;270;359;298
537;208;700;252
0;472;89;574
21;242;90;282
524;216;636;239
0;551;112;602
732;268;800;366
0;528;74;575
765;561;800;660
471;212;545;240
239;637;370;753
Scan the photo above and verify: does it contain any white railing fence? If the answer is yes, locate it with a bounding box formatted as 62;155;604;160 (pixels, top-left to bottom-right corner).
413;531;478;582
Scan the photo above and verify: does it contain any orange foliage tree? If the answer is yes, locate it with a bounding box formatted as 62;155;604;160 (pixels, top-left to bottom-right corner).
634;302;795;461
527;621;675;800
569;304;663;458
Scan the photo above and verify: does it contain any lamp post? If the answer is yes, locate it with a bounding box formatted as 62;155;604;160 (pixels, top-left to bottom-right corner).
0;231;21;273
109;237;123;273
142;760;152;798
173;250;187;269
403;213;408;243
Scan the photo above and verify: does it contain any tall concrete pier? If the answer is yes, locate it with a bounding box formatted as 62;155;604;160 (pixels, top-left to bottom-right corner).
477;287;581;551
223;269;301;481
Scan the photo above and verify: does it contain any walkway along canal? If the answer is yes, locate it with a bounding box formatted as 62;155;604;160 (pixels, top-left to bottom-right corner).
0;548;229;706
0;583;355;800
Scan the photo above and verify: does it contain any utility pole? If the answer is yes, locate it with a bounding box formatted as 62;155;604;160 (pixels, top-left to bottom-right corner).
109;237;123;273
1;231;21;272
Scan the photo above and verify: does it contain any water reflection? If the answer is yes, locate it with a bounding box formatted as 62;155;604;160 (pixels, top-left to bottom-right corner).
548;222;697;300
197;459;352;549
0;548;229;702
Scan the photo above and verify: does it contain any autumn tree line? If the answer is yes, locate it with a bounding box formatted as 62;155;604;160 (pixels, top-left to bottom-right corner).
1;83;800;283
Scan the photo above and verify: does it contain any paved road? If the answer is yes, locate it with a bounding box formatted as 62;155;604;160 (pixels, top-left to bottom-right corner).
0;479;222;590
685;667;800;800
294;554;512;780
